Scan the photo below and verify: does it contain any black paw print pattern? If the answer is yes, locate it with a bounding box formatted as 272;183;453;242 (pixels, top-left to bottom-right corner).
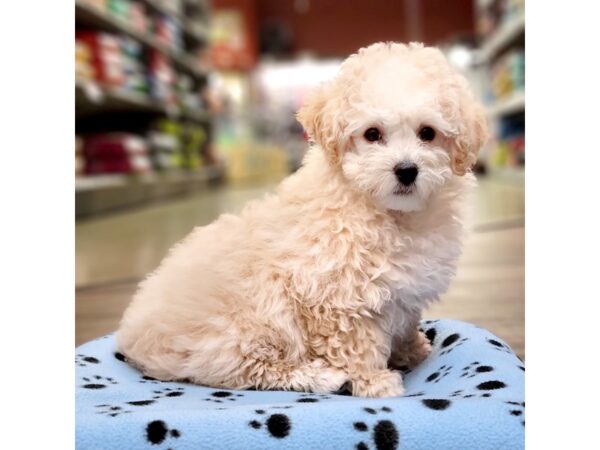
248;410;292;439
75;354;101;367
95;404;132;417
448;389;464;398
449;388;495;399
420;399;452;410
448;376;507;400
151;387;185;399
424;365;452;384
94;389;187;416
146;420;181;446
487;338;513;355
439;333;469;356
80;375;117;389
353;406;398;450
475;380;507;392
362;406;393;415
203;391;244;403
460;362;494;378
296;392;331;403
506;401;525;427
403;391;425;398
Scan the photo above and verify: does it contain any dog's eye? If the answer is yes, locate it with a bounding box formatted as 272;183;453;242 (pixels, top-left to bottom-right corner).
418;126;436;142
364;127;382;142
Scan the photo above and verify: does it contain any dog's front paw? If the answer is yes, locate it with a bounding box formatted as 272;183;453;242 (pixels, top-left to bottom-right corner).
389;330;432;370
302;359;349;394
351;370;405;398
406;330;433;366
310;367;349;394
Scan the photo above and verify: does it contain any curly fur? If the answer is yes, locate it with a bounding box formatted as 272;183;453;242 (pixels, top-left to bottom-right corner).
117;42;488;398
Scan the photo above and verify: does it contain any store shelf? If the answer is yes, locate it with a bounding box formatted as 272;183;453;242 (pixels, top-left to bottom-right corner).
142;0;181;19
75;0;207;78
76;80;211;122
486;91;525;117
76;166;224;192
480;12;525;62
141;0;209;44
183;20;210;43
75;174;129;192
76;165;226;217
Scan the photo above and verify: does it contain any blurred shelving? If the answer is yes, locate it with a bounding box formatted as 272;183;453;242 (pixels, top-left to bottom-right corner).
479;11;525;63
76;0;219;218
142;0;210;43
475;0;525;180
75;0;208;79
76;80;211;122
75;165;226;218
142;0;182;19
76;165;224;193
486;90;525;117
76;174;130;192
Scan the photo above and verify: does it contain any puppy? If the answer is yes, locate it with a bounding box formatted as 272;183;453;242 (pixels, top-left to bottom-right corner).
117;42;488;398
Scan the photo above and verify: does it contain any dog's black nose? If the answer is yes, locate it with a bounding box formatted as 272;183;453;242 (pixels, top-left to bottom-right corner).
394;163;419;186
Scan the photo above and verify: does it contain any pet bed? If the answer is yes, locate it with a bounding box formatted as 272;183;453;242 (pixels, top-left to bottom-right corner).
75;319;524;450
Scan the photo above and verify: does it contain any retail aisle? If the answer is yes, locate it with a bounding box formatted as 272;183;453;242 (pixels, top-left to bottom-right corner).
76;176;524;358
76;181;280;287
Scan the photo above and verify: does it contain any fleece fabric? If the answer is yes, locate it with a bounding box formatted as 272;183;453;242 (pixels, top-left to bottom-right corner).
75;319;525;450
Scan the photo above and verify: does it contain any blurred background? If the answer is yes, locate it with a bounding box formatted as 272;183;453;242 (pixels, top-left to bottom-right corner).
75;0;525;358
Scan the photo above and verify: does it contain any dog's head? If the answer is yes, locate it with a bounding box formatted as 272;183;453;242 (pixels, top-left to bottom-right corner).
297;42;488;212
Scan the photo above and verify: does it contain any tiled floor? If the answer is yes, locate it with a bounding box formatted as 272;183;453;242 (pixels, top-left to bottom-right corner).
76;175;524;358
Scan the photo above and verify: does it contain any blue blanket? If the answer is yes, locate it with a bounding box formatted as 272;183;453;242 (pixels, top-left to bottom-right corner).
76;319;524;449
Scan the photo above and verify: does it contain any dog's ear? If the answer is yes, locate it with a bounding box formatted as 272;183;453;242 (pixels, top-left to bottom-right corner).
296;83;348;165
450;79;490;176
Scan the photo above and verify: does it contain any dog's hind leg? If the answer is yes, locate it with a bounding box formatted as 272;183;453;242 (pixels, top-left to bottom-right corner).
236;334;348;393
388;328;432;370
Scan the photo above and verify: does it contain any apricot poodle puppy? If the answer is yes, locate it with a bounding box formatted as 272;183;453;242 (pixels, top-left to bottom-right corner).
117;42;488;398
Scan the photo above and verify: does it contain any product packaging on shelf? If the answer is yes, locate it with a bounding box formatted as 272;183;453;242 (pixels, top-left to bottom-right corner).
106;0;130;21
76;40;95;81
81;0;108;10
149;119;184;169
77;31;125;87
76;0;214;181
154;14;183;52
147;119;209;171
491;112;525;168
176;74;204;112
489;49;525;100
76;136;85;176
83;133;152;175
182;124;208;170
121;37;149;93
148;50;176;105
156;0;183;17
129;1;149;34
